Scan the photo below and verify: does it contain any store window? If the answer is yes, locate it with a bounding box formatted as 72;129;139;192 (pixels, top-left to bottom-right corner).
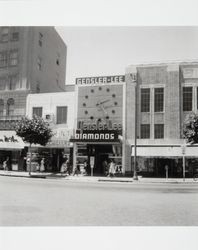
9;50;18;66
0;99;4;116
0;51;8;68
56;106;67;124
154;124;164;139
183;86;192;111
33;107;43;118
7;98;14;116
0;77;6;90
141;88;150;112
140;124;150;139
154;88;164;112
1;27;9;42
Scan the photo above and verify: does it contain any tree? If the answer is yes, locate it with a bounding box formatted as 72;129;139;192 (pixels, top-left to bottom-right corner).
15;116;53;175
183;112;198;144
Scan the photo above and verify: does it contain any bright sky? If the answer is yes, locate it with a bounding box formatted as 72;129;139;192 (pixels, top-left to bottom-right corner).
56;26;198;85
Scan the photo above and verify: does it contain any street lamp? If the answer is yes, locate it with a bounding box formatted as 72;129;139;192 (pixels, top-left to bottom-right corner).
131;74;138;180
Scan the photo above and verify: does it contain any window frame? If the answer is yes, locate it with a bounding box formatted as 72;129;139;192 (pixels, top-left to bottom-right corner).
56;106;67;124
140;124;150;139
140;88;150;112
154;124;164;139
9;50;19;66
32;107;43;118
154;87;164;112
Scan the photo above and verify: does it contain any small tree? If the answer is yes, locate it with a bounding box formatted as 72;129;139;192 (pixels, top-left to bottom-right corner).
15;116;53;175
183;112;198;144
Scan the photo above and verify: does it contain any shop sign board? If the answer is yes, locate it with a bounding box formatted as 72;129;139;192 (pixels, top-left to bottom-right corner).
70;130;120;142
76;75;125;85
47;128;74;148
78;121;122;131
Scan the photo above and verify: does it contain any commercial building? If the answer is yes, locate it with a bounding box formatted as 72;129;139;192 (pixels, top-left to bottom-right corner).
125;62;198;178
0;26;67;170
26;91;76;172
70;75;125;176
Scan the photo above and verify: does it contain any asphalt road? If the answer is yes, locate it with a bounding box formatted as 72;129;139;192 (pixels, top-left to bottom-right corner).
0;176;198;226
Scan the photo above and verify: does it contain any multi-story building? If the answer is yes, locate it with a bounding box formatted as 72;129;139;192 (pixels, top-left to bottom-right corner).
125;62;198;178
0;26;66;129
25;91;76;172
0;26;66;170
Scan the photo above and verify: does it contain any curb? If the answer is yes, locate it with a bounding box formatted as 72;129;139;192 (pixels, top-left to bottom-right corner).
0;173;197;184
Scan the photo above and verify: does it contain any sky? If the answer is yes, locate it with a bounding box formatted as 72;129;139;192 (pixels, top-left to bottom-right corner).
56;26;198;85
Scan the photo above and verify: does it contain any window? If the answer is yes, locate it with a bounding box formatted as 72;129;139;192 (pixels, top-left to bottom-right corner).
10;27;19;41
183;86;192;111
32;107;43;118
0;99;4;116
154;88;164;112
1;27;9;42
39;32;43;47
56;106;67;124
141;88;150;112
7;98;14;116
9;50;18;66
36;82;40;93
0;77;6;90
8;75;18;90
140;124;150;139
37;57;42;70
154;124;164;139
0;51;8;67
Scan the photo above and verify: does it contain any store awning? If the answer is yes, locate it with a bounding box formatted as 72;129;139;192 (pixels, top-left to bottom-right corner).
0;131;25;150
131;145;198;157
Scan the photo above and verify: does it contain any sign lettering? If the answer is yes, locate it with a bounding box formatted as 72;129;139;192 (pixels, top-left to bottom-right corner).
76;75;125;85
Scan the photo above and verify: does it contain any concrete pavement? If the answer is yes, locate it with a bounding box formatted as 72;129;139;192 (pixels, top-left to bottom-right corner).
0;170;197;184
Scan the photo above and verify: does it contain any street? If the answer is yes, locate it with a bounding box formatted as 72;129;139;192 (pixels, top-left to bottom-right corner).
0;176;198;226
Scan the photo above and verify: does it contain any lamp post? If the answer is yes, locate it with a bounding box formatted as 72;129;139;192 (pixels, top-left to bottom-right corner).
132;75;138;180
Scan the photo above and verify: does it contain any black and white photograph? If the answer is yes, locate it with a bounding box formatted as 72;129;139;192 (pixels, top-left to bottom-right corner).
0;1;198;250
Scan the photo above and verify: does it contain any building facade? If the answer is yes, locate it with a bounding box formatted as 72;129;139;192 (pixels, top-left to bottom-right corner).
71;76;125;176
25;91;76;172
0;26;66;171
125;62;198;178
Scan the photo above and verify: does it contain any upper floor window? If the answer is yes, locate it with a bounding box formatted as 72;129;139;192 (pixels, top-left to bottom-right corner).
0;77;6;90
36;82;40;93
32;107;43;118
56;106;67;124
140;124;150;139
9;50;18;66
0;99;4;116
37;57;42;71
8;75;18;90
183;86;192;111
1;27;9;42
154;88;164;112
7;98;14;116
141;88;150;112
0;51;8;68
154;124;164;139
39;32;43;47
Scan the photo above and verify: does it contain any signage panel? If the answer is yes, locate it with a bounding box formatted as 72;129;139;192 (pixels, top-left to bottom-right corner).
76;75;125;85
70;130;120;143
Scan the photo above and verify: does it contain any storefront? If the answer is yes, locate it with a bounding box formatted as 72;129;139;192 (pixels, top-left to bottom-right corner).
131;144;198;178
71;129;123;176
28;128;74;172
72;75;125;176
0;130;25;171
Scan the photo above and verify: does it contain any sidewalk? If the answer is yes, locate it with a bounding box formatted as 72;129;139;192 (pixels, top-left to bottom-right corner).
0;170;197;184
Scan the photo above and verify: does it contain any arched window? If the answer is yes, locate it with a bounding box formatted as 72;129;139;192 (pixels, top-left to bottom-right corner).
0;99;4;116
7;98;14;116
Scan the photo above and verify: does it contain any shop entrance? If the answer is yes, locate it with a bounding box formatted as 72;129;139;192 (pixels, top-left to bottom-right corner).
154;158;179;177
